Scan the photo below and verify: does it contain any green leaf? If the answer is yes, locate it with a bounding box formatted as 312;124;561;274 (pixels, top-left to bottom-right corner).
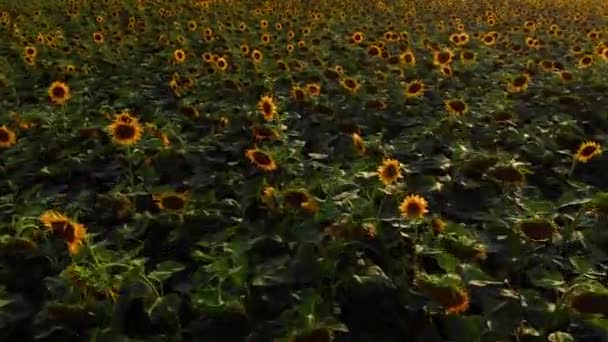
548;332;574;342
436;252;458;273
148;260;186;282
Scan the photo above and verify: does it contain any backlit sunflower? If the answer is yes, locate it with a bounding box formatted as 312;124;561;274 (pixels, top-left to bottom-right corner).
404;80;425;98
107;113;143;145
245;148;278;171
351;132;366;155
39;210;87;255
377;158;403;186
0;125;17;148
444;99;469;116
399;194;429;219
48;81;71;105
153;192;189;212
508;74;531;92
574;141;602;163
257;95;278;121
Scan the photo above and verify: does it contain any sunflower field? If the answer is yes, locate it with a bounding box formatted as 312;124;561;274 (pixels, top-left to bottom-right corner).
1;0;608;341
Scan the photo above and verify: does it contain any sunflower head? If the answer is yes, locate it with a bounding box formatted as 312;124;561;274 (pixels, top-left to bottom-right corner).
444;99;468;116
291;85;306;101
153;192;189;212
377;158;403;186
417;275;470;315
257;95;278;121
400;50;416;65
48;81;71;105
340;77;361;93
351;132;366;155
252;125;279;141
399;194;429;219
518;218;556;241
107;114;143;146
404;80;425;98
0;125;17;148
508;74;531;92
575;141;602;163
245;148;278;171
173;49;186;63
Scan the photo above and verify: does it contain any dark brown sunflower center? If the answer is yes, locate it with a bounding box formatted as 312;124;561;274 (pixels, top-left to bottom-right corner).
406;202;422;216
428;286;466;308
408;83;422;93
491;166;525;183
463;52;474;59
437;52;451;63
0;129;9;142
262;102;272;114
384;165;397;178
285;191;308;207
53;221;76;242
582;57;591;64
449;101;466;112
571;292;608;315
52;86;66;98
404;54;413;62
253;151;272;165
345;79;357;88
161;196;186;211
513;77;528;87
580;145;598;156
114;124;136;139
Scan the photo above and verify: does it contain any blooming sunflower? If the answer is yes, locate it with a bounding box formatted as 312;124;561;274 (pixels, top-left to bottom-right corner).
93;31;104;43
460;50;476;64
574;141;602;163
508;74;531;92
39;210;87;255
340;77;361;93
173;49;186;64
404;80;425;98
48;81;71;105
518;218;556;241
107;114;143;145
557;70;573;83
351;31;364;44
305;83;321;97
0;125;17;148
377;158;403;186
257;95;278;121
245;148;278;171
153;192;188;212
444;99;469;116
400;50;416;66
291;85;306;101
433;48;454;65
399;194;429;219
215;57;228;71
431;286;470;315
578;54;593;69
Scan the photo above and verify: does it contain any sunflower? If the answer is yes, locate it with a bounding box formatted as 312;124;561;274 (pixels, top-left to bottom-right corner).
245;148;278;171
283;190;317;212
404;80;425;98
518;218;556;241
48;81;71;105
399;194;429;219
257;95;278;121
574;141;602;163
180;105;200;119
440;64;453;77
153;192;188;212
444;99;469;116
433;48;454;65
430;217;447;233
107;114;143;145
430;286;470;315
93;31;104;43
460;50;476;64
0;125;17;148
24;46;37;58
214;57;228;71
351;31;364;44
578;54;593;69
377;158;403;186
351;132;366;155
367;44;382;57
400;50;416;66
601;48;608;62
508;74;531;92
305;83;321;97
291;85;306;101
39;210;87;255
557;70;573;83
340;77;361;93
251;49;263;63
482;33;496;46
173;49;186;64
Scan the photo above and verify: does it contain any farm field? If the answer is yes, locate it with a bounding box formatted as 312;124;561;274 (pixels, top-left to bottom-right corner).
1;0;608;341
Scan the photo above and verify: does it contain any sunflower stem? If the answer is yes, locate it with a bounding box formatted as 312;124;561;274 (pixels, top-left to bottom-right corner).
567;158;577;178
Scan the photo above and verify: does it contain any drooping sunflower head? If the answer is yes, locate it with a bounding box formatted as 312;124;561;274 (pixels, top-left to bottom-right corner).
377;158;403;186
399;194;429;219
0;125;17;148
153;192;189;212
252;125;279;141
257;95;278;121
417;274;469;315
107;114;143;146
245;148;278;171
404;80;425;98
48;81;71;105
575;141;602;163
444;99;469;116
283;189;316;212
39;210;86;254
